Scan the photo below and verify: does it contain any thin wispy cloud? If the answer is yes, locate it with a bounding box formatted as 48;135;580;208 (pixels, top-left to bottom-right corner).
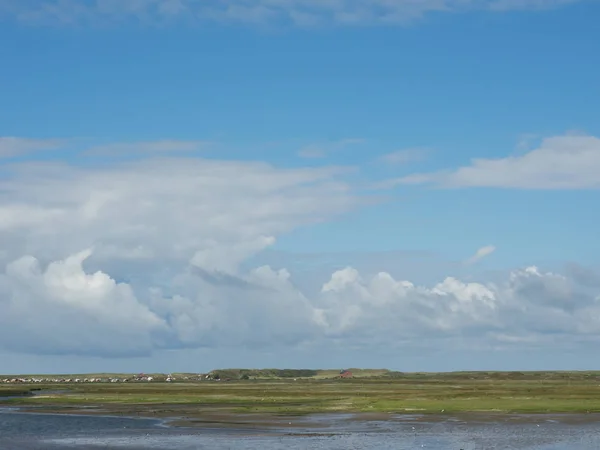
380;133;600;190
515;133;540;152
466;245;496;265
84;140;213;156
0;137;66;158
489;0;581;11
379;148;429;165
298;138;364;158
0;0;584;26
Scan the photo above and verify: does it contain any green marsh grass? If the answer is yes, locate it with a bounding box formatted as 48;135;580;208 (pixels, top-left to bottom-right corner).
2;371;600;415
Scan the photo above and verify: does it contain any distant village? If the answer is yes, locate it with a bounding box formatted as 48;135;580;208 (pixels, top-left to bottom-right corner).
1;373;206;384
1;369;355;384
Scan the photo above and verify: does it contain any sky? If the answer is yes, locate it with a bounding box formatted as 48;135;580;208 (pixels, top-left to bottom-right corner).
1;0;600;375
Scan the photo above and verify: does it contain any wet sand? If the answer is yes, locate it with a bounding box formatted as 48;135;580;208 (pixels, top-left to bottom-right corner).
13;402;600;432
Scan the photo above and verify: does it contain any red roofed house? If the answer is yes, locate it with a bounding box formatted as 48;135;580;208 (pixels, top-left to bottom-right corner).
339;369;353;378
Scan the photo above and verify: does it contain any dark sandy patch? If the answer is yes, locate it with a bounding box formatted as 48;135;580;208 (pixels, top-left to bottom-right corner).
14;404;329;430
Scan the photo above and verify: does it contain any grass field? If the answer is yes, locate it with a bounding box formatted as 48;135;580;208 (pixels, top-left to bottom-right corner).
3;370;600;417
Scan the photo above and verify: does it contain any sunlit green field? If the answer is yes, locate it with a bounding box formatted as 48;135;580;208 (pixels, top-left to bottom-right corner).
3;371;600;415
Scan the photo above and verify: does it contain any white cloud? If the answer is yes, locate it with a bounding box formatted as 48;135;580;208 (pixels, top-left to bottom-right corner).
384;133;600;190
379;147;429;164
0;137;598;359
0;146;361;355
0;154;358;267
297;138;364;159
466;245;496;265
0;0;584;26
0;249;166;356
0;137;65;158
2;243;598;357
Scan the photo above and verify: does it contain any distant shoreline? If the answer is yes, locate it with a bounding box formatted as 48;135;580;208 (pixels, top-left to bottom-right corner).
3;368;600;380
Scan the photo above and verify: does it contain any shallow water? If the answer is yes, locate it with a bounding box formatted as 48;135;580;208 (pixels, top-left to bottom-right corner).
2;408;600;449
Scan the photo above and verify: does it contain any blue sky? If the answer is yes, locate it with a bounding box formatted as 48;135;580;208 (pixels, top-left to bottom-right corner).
0;0;599;374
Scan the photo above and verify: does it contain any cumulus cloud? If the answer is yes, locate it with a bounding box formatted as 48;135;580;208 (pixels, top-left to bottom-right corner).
0;142;359;355
565;263;600;288
1;246;598;357
0;249;166;357
384;133;600;190
0;0;583;26
466;245;496;265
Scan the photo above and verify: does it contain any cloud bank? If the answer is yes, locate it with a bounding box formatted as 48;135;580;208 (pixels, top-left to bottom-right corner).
2;247;599;357
0;141;598;358
0;0;584;26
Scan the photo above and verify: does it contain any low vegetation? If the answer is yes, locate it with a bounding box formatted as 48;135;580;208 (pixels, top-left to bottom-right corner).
0;388;34;397
3;370;600;417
